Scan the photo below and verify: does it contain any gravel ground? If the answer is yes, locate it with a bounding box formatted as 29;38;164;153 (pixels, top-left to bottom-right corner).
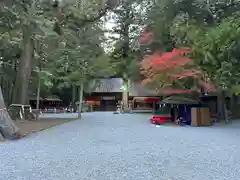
1;112;240;180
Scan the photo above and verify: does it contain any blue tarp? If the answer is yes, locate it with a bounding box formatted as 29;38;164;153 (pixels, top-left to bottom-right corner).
178;104;208;125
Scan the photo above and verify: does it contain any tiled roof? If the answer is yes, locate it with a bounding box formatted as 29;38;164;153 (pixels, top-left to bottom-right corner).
45;95;62;101
93;78;123;93
92;78;157;96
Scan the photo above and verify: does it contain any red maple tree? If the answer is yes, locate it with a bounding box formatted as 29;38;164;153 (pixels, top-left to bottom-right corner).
140;46;216;95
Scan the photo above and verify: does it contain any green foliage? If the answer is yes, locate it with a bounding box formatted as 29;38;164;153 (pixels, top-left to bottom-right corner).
1;0;239;101
140;0;240;95
109;0;143;80
145;0;214;52
0;0;120;102
191;15;240;91
52;19;112;89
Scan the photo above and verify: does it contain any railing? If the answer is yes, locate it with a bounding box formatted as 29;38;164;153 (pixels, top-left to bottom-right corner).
7;104;36;120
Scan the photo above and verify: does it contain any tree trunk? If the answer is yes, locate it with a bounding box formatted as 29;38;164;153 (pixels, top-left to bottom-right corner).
0;86;21;140
8;79;14;106
217;91;228;123
36;75;41;110
36;63;42;112
72;85;76;103
231;96;238;118
9;58;18;105
13;35;33;105
78;83;84;118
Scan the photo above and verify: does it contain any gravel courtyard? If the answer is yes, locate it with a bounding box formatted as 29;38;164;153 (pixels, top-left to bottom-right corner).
1;112;240;180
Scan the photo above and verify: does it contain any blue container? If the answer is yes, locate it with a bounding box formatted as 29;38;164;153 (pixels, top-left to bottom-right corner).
179;104;208;125
178;104;191;125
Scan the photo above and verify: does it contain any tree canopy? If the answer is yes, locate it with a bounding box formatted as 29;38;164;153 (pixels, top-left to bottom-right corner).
0;0;240;107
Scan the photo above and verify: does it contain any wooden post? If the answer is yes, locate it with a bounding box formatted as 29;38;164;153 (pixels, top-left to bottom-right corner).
122;77;129;112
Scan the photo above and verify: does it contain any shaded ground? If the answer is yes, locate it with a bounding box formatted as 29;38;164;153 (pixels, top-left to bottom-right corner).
1;112;240;180
16;118;78;136
39;113;79;119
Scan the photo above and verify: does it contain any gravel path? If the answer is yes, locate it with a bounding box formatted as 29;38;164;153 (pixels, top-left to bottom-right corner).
1;112;240;180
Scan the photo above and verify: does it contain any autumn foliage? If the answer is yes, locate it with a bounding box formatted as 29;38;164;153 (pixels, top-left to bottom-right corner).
140;46;216;95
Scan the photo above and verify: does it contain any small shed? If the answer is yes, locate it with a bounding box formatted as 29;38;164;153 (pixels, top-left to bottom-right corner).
43;95;62;109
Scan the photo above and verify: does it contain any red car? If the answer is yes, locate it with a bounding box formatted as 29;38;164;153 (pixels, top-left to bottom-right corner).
150;115;171;124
